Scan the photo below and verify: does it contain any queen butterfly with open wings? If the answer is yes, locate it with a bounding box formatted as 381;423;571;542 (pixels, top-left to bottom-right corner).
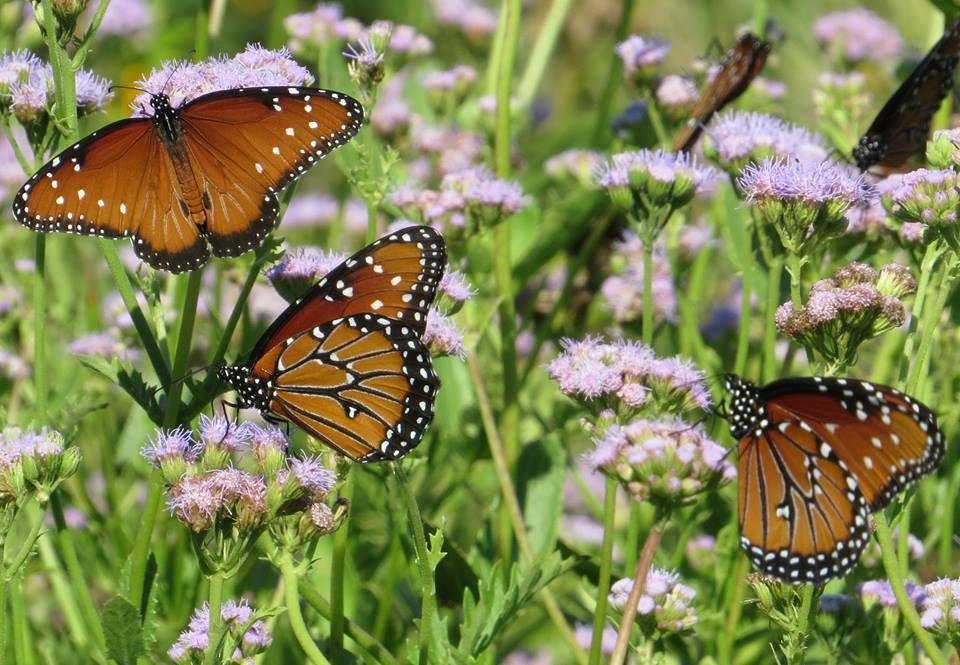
218;226;446;463
12;85;363;273
723;374;944;583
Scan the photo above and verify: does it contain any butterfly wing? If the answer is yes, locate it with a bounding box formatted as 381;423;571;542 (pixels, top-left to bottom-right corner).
248;226;446;378
177;86;363;258
11;119;210;271
264;314;439;462
672;33;771;153
853;19;960;171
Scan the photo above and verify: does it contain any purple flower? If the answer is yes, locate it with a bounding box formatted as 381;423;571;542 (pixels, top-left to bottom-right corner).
386;24;433;56
704;111;830;172
655;75;698;113
431;0;498;41
813;9;903;63
167;475;221;532
615;35;670;81
284;3;350;50
685;535;717;569
67;333;140;363
585;418;734;505
423;309;465;358
344;36;385;90
423;65;477;95
544;149;605;187
169;600;272;662
601;233;677;323
920;578;960;633
547;337;624;401
90;0;152;37
573;623;616;656
438;271;475;303
288;455;337;498
443;167;529;221
266;247;348;302
197;416;250;452
752;77;786;101
410;118;485;177
74;69;113;116
208;468;268;526
860;579;926;610
132;45;313;113
609;567;698;632
141;427;196;466
0;348;29;380
281;193;340;230
885;168;960;239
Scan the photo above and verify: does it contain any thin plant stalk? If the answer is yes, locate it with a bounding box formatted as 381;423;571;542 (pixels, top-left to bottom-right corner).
35;536;92;656
906;256;954;395
9;579;31;665
329;471;355;653
591;0;635;143
716;556;749;665
280;555;331;665
515;0;574;110
762;258;784;383
609;525;663;665
897;241;945;389
733;262;752;375
642;238;655;345
203;572;227;665
786;584;817;665
588;476;618;665
299;581;398;665
0;575;6;662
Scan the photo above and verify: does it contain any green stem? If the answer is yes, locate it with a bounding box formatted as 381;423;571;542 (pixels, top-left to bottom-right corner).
899;242;945;388
329;472;354;654
299;581;397;665
906;256;953;395
515;0;574;110
280;555;330;665
874;513;947;665
787;585;816;665
36;535;94;658
939;464;960;574
716;556;749;665
9;578;31;665
4;503;45;578
32;237;47;420
762;257;784;383
393;464;435;665
786;252;804;309
126;471;163;614
0;574;6;662
203;572;226;665
642;91;669;146
50;494;106;651
609;525;663;665
588;476;618;665
71;0;112;68
642;236;654;345
591;0;635;144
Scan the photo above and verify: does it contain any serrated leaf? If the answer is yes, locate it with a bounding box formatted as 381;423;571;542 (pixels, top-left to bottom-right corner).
101;596;144;665
517;434;567;559
116;368;163;424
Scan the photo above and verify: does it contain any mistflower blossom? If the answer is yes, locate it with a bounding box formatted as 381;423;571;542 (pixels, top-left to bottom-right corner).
67;333;141;363
883;168;960;248
751;76;787;101
609;568;698;633
423;64;477;111
0;427;79;502
142;426;197;480
385;23;433;56
813;9;903;63
424;309;465;358
574;623;617;656
775;262;915;369
655;75;698;115
132;45;313;112
615;34;670;82
844;196;888;235
169;600;272;663
861;530;925;569
544;149;605;188
813;72;869;131
431;0;497;41
444;167;529;224
266;248;349;302
287;455;337;498
547;337;711;413
198;415;251;453
586;418;735;506
703;111;830;173
595;149;718;226
601;232;677;324
0;349;29;380
0;51;109;126
284;3;353;51
919;578;960;634
439;270;475;303
409;117;485;176
860;579;925;610
738;157;869;254
281;192;339;230
685;535;717;569
344;36;385;91
927;128;960;170
88;0;152;37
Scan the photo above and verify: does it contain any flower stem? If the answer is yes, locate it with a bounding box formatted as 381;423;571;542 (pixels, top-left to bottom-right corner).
898;241;945;389
786;252;804;309
762;257;784;383
279;554;330;665
329;471;355;654
0;574;7;661
516;0;574;110
874;513;947;665
4;502;45;578
609;524;663;665
203;572;227;665
715;555;749;664
588;476;618;665
642;235;655;345
785;584;817;665
734;262;753;376
393;464;436;665
32;237;47;420
906;255;954;395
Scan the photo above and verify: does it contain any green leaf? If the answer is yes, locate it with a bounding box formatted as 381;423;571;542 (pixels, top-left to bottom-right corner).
516;434;567;559
101;596;144;665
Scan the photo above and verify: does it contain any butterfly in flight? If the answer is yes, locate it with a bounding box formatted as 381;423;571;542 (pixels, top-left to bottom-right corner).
672;32;771;153
853;19;960;172
722;374;944;583
12;86;363;273
218;226;446;463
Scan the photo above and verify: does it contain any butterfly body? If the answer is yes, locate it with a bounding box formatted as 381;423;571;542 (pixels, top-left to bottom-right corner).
219;226;446;463
724;374;944;583
13;86;363;272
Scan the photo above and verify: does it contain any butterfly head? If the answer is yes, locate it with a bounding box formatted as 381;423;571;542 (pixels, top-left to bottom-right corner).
722;374;765;439
217;364;270;411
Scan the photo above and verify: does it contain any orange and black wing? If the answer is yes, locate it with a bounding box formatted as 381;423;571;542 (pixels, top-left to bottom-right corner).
672;33;771;153
11;119;211;271
264;314;439;462
248;225;446;378
854;19;960;172
178;86;363;258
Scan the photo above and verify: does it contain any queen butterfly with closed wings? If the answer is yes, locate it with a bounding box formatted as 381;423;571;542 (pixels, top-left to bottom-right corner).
12;85;363;273
218;226;446;463
722;374;944;583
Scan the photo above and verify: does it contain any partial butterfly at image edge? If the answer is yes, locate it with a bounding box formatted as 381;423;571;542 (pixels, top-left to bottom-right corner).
722;374;944;584
217;225;447;463
12;85;364;273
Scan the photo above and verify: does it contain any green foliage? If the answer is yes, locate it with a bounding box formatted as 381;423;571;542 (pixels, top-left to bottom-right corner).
101;596;144;665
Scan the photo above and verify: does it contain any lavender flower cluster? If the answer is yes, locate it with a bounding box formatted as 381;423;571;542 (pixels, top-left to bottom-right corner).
609;567;698;633
168;599;272;663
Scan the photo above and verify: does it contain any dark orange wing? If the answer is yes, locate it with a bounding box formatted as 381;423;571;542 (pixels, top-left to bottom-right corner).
263;314;439;462
11;119;210;271
738;415;871;584
672;33;771;153
854;19;960;172
248;226;446;379
178;86;363;258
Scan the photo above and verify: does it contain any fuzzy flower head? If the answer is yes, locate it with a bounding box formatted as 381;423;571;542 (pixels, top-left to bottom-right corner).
927;128;960;171
169;599;272;663
883;168;960;249
544;149;605;188
655;75;698;118
587;418;734;509
266;248;348;302
860;579;926;611
547;337;711;416
601;233;676;324
344;35;385;97
132;45;313;113
609;568;698;634
440;167;530;231
775;262;914;369
919;578;960;637
142;426;198;482
432;0;498;43
423;64;477;113
616;34;670;84
596;149;718;230
423;309;465;358
703;111;830;174
0;427;79;504
738;158;870;254
813;9;903;63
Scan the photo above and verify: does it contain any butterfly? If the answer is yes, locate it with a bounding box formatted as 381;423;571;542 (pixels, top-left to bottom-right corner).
12;86;363;273
722;374;944;583
672;32;771;153
218;226;446;462
853;19;960;172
